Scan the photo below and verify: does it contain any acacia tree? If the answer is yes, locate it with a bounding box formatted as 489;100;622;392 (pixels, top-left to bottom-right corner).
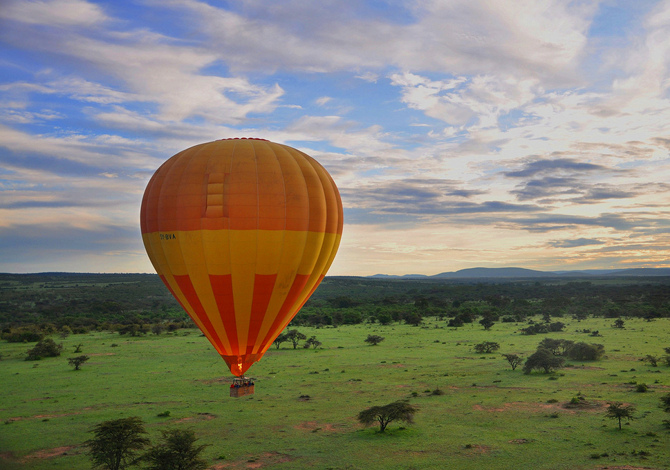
365;335;385;346
357;400;418;432
285;329;306;349
273;333;288;349
303;336;322;349
84;417;150;470
502;353;523;371
605;402;635;430
143;429;209;470
474;341;500;354
68;355;89;370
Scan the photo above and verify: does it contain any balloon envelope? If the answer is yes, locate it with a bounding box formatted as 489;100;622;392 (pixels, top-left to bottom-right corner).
140;138;343;376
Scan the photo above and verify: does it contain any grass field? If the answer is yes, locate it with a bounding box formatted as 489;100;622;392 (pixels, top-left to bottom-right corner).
1;317;669;470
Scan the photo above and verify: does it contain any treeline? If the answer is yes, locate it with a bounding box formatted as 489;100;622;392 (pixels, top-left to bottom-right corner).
1;273;669;330
294;276;670;326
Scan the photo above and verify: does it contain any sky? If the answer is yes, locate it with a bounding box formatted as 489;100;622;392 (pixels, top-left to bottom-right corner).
1;0;669;276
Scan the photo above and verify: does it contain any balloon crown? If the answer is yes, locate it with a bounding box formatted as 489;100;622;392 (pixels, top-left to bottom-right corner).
219;137;269;141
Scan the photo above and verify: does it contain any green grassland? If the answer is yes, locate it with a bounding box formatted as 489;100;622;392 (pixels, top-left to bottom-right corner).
1;317;669;470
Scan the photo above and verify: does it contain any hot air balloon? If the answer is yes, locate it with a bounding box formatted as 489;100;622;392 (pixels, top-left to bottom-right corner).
140;138;343;390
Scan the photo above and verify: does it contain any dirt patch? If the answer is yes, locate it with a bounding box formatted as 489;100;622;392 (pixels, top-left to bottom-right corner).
509;438;534;444
22;446;78;461
564;365;606;370
175;412;217;423
473;400;608;414
294;421;346;433
595;466;659;470
463;444;492;454
210;451;294;469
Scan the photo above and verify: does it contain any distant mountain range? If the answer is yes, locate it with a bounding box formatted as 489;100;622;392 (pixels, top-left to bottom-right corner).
369;267;670;279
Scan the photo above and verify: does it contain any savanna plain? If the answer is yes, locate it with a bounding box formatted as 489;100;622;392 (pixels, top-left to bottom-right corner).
1;274;670;470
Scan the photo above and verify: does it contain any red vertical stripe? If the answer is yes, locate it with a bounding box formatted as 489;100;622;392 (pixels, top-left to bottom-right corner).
259;273;310;348
247;274;277;354
173;275;227;354
209;274;238;355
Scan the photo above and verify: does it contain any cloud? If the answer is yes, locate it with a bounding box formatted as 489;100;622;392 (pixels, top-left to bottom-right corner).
0;0;109;28
159;0;594;80
548;238;606;248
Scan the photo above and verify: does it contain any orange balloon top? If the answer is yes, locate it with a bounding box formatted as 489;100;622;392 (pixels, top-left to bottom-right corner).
140;138;343;376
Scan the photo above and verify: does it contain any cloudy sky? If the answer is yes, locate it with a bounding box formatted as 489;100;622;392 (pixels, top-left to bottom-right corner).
1;0;669;276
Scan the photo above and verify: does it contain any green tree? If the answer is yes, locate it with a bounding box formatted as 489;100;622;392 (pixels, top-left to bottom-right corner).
25;338;63;361
644;355;659;367
660;393;670;413
68;355;90;370
285;329;306;349
365;334;385;346
502;353;523;371
605;402;635;430
473;341;500;354
273;333;288;349
479;317;495;330
613;319;625;328
303;336;322;349
523;348;565;374
142;428;209;470
357;400;418;432
84;417;150;470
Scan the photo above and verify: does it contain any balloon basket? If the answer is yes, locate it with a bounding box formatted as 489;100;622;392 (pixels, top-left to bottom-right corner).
230;377;255;398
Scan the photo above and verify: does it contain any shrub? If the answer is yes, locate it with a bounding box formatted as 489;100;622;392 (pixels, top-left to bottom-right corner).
26;338;63;361
565;342;605;361
523;348;565;374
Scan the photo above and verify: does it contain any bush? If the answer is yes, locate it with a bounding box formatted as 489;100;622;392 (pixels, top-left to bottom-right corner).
143;428;209;470
523;348;565;374
2;328;44;343
26;338;63;361
565;342;605;361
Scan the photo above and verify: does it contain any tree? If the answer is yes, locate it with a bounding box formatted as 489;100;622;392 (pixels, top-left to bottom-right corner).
523;348;565;374
377;313;392;325
660;393;670;413
84;416;150;470
473;341;500;354
74;343;83;353
643;355;659;367
68;355;90;370
365;334;385;346
151;324;164;335
613;319;625;328
273;333;288;349
26;338;63;361
479;317;495;330
357;400;418;432
605;402;635;430
502;353;523;371
404;312;422;326
303;336;322;349
142;428;209;470
285;329;306;349
538;338;573;356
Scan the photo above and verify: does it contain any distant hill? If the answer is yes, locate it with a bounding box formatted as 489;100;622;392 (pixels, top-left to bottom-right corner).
367;267;670;279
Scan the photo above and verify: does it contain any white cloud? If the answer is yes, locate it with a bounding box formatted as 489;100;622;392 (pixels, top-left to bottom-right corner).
0;0;108;27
